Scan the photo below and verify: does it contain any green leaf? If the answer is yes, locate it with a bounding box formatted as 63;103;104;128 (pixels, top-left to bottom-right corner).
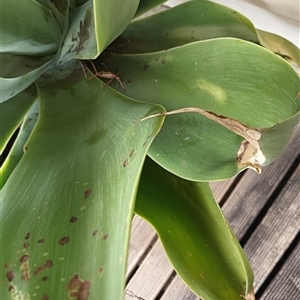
0;85;37;152
1;0;61;56
0;64;164;299
0;101;39;189
135;157;254;300
0;54;56;103
256;29;300;66
60;0;140;61
98;38;299;180
111;0;258;54
134;0;168;18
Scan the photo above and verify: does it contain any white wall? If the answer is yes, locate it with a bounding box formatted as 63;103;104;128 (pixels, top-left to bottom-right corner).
165;0;300;47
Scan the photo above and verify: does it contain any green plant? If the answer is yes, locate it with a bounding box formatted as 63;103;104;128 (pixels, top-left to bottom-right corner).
1;1;299;299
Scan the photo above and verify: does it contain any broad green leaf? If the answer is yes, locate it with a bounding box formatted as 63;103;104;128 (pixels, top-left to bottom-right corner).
0;64;164;299
98;38;299;180
112;0;258;54
0;85;37;152
134;0;168;18
1;0;61;56
135;157;254;300
259;113;300;165
60;0;139;61
256;29;300;66
0;101;39;189
0;54;57;103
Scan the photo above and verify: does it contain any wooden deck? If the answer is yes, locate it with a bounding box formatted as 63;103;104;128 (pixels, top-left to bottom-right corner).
125;126;300;300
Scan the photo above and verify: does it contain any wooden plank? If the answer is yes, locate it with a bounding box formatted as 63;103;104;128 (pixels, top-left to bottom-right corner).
221;128;300;240
125;241;174;300
127;215;157;278
244;165;300;291
160;274;198;300
260;241;300;300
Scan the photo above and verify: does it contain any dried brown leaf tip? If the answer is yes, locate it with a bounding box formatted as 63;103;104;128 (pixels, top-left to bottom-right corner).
138;107;265;173
243;288;256;300
68;274;91;300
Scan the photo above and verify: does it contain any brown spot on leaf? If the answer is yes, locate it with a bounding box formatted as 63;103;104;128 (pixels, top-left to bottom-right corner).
6;271;15;282
68;274;81;290
161;59;166;64
20;255;30;282
20;255;29;263
25;232;31;239
38;239;45;243
129;149;135;157
58;237;70;245
103;234;109;240
41;294;49;300
34;260;53;275
70;291;78;298
77;281;91;300
42;276;49;281
8;285;14;291
21;274;30;282
98;266;104;274
70;216;78;223
74;10;92;54
84;189;91;199
4;263;10;269
123;159;128;167
143;63;149;70
92;230;98;236
23;242;29;248
68;274;91;300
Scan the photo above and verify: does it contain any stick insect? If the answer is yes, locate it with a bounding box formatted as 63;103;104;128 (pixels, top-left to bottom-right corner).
79;60;126;90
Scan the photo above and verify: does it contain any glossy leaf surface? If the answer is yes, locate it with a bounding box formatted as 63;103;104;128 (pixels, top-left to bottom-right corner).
99;38;299;180
112;0;258;54
134;0;168;18
0;101;39;189
0;65;164;299
135;157;254;300
1;0;61;55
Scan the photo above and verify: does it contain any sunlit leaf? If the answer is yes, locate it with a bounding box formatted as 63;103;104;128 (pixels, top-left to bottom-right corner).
98;38;299;180
112;0;258;54
0;64;164;299
135;157;254;300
